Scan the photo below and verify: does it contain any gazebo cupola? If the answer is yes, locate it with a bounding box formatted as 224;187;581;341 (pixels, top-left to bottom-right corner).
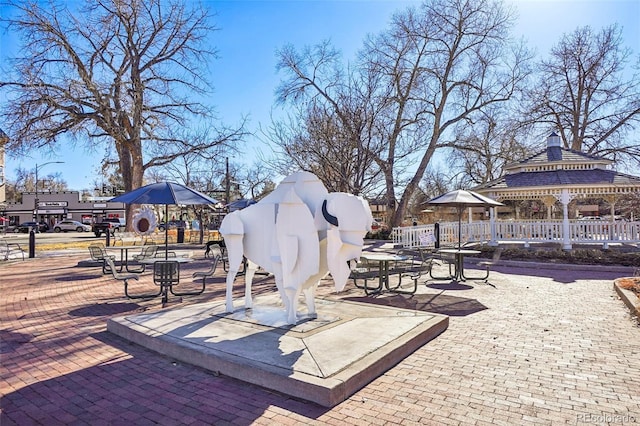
506;132;612;175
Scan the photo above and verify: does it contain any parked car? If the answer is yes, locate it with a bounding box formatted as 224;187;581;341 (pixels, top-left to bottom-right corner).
158;220;190;231
578;216;602;221
53;220;92;233
14;221;50;233
91;217;126;237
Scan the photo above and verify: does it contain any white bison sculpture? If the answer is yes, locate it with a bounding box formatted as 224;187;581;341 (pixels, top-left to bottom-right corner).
219;171;373;324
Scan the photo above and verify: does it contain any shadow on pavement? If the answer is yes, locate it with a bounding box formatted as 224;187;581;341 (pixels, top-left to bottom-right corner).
341;292;487;317
56;273;104;281
0;330;35;354
68;302;147;317
425;282;474;291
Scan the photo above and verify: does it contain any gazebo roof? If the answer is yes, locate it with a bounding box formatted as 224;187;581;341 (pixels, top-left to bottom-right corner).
477;169;640;191
475;133;640;200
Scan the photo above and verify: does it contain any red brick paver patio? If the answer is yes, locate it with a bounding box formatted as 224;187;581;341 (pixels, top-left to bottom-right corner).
1;252;639;425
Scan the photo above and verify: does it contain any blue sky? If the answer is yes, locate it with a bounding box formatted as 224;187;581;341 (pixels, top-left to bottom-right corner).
2;0;639;191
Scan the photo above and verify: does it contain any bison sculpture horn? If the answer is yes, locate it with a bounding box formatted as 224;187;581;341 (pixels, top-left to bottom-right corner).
322;199;339;227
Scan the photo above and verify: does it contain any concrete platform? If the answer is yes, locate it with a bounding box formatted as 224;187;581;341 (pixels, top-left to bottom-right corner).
107;294;448;407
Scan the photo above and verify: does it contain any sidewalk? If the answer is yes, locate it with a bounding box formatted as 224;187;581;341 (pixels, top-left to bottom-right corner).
1;252;639;425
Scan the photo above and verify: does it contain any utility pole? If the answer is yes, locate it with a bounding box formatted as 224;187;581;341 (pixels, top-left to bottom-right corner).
31;161;63;258
33;161;64;221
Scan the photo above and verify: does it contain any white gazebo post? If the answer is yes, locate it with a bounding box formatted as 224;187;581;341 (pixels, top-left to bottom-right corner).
489;207;498;246
560;189;574;250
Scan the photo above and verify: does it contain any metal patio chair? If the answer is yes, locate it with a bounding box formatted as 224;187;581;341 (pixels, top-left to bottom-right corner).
153;260;180;306
103;257;161;300
187;254;221;295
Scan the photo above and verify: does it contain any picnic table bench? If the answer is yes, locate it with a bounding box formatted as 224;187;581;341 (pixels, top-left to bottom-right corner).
350;249;433;295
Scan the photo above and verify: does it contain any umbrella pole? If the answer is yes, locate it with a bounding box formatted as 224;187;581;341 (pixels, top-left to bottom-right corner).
165;204;169;259
458;206;462;250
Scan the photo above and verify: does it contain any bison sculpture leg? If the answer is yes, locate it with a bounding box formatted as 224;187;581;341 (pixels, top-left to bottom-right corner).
243;259;259;309
302;286;317;319
224;234;246;313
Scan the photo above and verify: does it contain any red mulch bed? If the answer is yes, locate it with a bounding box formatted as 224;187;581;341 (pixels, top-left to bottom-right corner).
617;277;640;299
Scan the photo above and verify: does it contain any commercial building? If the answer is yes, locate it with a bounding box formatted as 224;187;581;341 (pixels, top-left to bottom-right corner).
3;191;125;229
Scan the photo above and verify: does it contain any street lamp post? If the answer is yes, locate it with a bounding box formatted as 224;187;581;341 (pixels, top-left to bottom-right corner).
29;161;64;259
33;161;64;222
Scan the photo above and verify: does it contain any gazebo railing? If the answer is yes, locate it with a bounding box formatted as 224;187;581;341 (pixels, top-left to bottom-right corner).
391;222;492;249
392;220;640;249
494;220;564;243
570;220;640;246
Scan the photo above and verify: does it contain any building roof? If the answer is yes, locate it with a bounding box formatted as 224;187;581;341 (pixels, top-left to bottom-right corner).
477;169;640;191
517;147;607;165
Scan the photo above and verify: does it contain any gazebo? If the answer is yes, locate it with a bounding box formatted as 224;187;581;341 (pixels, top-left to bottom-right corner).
475;133;640;249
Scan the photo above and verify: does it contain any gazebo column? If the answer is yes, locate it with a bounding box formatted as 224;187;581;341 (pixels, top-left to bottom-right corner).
489;207;498;246
558;189;575;250
467;207;473;245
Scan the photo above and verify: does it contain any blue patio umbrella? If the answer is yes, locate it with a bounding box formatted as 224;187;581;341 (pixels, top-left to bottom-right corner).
226;198;257;211
110;182;218;258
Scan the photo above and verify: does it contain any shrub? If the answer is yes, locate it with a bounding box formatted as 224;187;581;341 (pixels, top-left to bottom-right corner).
472;246;640;266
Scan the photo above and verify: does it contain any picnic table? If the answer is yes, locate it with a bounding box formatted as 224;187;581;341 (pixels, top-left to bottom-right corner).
354;250;431;295
430;248;481;282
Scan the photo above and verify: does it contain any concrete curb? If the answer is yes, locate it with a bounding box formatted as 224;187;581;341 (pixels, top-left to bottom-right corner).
464;257;637;274
613;278;640;319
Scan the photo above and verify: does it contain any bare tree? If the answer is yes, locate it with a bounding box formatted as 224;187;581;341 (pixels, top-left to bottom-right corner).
527;24;640;162
450;107;534;187
421;166;456;201
273;41;385;195
276;0;531;227
5;169;68;201
617;192;640;221
237;162;276;200
0;0;247;226
267;100;384;194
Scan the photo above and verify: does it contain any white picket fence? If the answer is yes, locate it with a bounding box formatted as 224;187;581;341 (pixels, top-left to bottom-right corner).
392;220;640;249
